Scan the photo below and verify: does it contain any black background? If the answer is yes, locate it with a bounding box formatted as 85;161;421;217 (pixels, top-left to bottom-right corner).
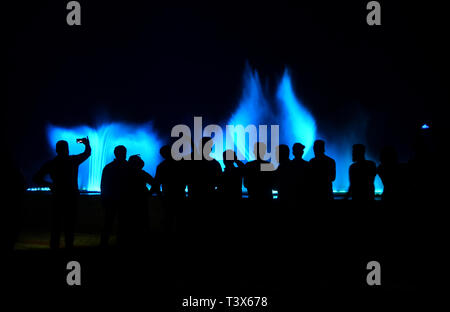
6;0;448;182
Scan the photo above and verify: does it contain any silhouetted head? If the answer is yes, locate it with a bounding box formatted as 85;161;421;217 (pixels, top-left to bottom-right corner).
160;145;172;160
276;144;290;164
253;142;267;160
313;140;325;156
56;140;69;157
114;145;127;161
352;144;366;162
293;143;305;159
380;146;398;165
202;137;213;156
223;149;236;168
128;154;144;169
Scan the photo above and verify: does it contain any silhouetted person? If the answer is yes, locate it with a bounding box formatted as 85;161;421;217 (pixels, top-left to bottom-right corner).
220;149;245;201
377;146;407;201
155;145;186;200
187;137;222;201
244;142;275;201
124;154;155;246
100;145;129;247
309;140;336;201
184;137;222;235
346;144;376;201
34;138;91;249
274;144;292;202
291;143;311;202
154;145;187;232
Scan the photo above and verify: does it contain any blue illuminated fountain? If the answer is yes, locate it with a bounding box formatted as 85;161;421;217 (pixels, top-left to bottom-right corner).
224;66;383;193
225;68;316;160
226;67;271;161
47;122;163;192
45;66;383;194
276;69;316;159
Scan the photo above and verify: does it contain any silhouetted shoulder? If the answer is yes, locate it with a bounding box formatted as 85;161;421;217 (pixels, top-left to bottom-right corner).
325;155;336;165
211;158;223;172
141;170;154;184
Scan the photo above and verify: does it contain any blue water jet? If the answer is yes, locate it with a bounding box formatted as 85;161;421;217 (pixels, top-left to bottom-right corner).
226;67;270;161
319;135;384;194
276;69;316;160
225;66;382;194
47;122;163;192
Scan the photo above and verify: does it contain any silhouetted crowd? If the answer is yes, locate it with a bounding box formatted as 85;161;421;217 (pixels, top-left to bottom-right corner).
4;129;437;250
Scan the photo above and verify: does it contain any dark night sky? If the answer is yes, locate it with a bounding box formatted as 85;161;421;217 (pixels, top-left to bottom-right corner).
6;1;449;182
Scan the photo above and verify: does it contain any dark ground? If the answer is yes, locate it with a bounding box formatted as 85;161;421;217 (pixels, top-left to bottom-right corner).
4;192;446;308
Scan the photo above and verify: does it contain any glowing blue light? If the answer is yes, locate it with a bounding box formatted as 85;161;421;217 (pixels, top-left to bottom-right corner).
276;69;316;159
44;65;384;196
226;66;270;161
47;122;163;192
421;124;430;129
224;67;316;162
27;187;51;192
222;66;317;194
224;66;383;194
